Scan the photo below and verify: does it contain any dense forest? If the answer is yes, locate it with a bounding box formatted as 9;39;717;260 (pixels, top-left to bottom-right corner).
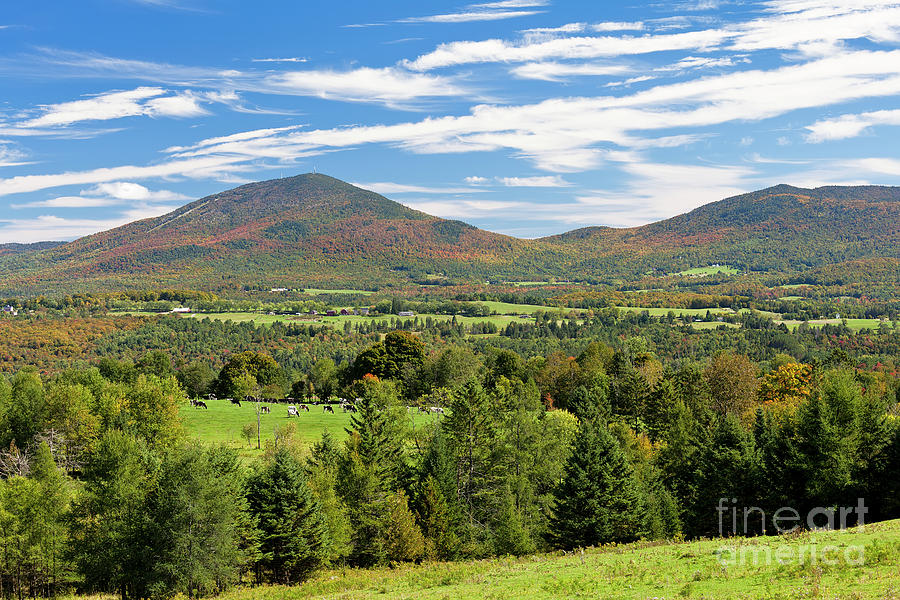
1;304;899;598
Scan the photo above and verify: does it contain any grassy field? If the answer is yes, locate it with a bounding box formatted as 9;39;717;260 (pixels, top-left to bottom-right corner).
478;301;559;315
180;399;437;454
198;519;900;599
673;265;740;277
776;318;889;332
617;306;736;317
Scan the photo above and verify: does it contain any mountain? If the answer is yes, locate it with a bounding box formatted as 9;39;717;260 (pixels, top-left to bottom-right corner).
0;176;898;295
543;184;900;278
0;174;528;294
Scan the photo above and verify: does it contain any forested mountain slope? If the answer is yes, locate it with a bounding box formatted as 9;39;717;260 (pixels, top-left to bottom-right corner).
1;177;898;294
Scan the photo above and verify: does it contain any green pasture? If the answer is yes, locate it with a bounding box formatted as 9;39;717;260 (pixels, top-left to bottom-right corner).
616;306;735;317
478;301;560;315
193;519;900;599
776;318;890;332
184;311;525;329
673;265;740;276
180;399;437;454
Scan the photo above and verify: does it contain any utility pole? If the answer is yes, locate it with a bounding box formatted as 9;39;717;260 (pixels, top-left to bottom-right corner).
256;396;261;450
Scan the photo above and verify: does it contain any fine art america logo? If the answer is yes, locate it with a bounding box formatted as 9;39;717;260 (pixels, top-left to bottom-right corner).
715;498;868;567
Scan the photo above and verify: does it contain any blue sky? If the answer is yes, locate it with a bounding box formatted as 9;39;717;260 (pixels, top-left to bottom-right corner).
2;0;900;241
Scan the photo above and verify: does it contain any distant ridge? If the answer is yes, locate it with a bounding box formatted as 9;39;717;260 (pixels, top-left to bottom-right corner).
0;241;67;256
0;175;898;294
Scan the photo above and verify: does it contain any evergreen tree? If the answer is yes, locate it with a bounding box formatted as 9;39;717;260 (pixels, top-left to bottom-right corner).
246;446;328;584
548;419;645;549
146;445;249;597
67;431;156;600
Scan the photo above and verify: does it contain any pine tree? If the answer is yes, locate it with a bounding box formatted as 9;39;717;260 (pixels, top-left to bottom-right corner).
246;446;329;584
344;378;406;492
548;419;645;549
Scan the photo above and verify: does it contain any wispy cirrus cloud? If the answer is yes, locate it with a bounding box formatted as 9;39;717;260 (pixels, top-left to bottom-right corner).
510;61;629;81
350;181;488;194
250;57;308;63
397;10;543;24
11;50;470;108
403;1;900;70
349;0;547;27
160;49;900;175
498;175;570;186
18;87;208;128
0;206;177;243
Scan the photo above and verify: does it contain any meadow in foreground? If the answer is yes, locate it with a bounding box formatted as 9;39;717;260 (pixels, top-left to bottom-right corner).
171;520;900;600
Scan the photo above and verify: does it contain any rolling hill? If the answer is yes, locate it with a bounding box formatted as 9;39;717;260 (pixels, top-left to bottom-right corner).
0;176;898;294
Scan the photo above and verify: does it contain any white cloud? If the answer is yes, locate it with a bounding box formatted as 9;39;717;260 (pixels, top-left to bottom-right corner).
19;87;208;128
403;30;728;71
397;1;546;24
264;67;466;105
510;61;629;81
350;181;487;194
592;22;645;32
0;144;30;167
471;0;548;8
10;182;189;209
251;57;308;63
399;198;528;220
604;75;655;87
0;155;246;196
464;176;490;184
397;10;542;24
160;48;900;177
521;23;587;35
84;181;189;201
0;204;175;243
498;175;570;186
403;1;900;71
11;196;120;209
21;50;468;109
805;109;900;142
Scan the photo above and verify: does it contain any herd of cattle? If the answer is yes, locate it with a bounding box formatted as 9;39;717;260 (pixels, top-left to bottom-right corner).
190;394;446;417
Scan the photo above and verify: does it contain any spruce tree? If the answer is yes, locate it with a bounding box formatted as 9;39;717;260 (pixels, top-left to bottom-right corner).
246;446;328;584
548;419;645;549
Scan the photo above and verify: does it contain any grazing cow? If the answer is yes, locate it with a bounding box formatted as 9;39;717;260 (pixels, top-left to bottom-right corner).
323;405;335;414
196;400;208;409
190;398;198;407
260;406;271;414
299;404;310;412
429;407;445;414
229;398;241;407
207;393;217;401
287;406;299;417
